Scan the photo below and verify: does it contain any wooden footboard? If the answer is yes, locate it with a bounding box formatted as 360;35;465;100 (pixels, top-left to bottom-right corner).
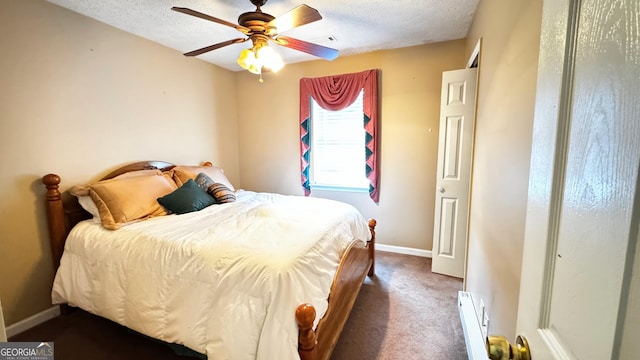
42;161;376;360
297;219;376;360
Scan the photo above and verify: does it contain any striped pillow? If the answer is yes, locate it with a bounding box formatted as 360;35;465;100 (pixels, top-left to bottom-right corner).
207;182;236;203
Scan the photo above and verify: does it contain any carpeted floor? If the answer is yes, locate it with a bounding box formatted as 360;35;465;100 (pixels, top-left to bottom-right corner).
9;251;466;359
331;251;467;360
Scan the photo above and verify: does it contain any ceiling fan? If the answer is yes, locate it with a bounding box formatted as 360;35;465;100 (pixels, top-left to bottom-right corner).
172;0;339;74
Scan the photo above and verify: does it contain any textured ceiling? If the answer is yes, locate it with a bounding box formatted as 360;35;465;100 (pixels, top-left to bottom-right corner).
46;0;480;71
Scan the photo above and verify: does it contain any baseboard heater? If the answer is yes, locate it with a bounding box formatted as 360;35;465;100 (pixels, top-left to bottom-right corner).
458;291;488;359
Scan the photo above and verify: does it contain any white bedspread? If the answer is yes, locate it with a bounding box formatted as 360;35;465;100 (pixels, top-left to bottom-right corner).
52;190;370;360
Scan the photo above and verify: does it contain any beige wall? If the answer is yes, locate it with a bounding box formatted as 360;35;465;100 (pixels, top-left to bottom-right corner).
0;0;238;325
464;0;543;338
234;40;467;250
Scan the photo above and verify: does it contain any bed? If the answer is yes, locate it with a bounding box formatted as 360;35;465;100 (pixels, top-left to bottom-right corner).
41;161;376;360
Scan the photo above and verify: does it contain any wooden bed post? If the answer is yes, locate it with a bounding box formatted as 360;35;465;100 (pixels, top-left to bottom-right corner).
43;174;76;315
42;174;66;271
368;218;376;277
296;303;317;360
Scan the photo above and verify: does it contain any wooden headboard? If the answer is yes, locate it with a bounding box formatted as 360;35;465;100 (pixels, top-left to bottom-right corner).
41;160;194;271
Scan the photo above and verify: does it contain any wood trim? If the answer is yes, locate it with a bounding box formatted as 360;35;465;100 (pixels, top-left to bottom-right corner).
467;38;481;69
100;160;176;180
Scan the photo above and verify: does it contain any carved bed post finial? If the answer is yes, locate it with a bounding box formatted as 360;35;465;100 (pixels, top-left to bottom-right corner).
297;303;318;360
368;218;376;276
42;174;66;271
43;174;61;200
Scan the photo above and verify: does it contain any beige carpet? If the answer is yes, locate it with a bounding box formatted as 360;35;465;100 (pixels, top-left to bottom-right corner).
331;251;467;360
10;251;467;359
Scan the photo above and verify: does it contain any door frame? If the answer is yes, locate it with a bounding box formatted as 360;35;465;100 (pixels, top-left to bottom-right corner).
461;37;482;286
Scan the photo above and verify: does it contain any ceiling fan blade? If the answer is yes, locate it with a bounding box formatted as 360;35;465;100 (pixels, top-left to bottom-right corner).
267;4;322;34
184;38;248;57
171;7;251;35
275;35;338;61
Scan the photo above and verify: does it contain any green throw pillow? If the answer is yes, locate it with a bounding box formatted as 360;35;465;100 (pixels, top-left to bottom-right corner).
157;179;216;214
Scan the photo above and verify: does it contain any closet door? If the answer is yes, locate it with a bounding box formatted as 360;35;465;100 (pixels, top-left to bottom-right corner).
432;68;477;278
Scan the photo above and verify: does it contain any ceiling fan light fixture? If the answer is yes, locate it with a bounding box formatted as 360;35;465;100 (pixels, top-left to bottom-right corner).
237;48;256;70
257;45;284;73
236;42;284;76
237;46;263;74
247;62;262;75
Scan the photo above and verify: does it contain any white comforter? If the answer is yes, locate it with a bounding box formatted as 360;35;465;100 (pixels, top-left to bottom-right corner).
52;190;370;360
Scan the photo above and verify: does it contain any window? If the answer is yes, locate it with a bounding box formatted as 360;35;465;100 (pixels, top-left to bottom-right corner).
309;90;368;190
299;69;379;203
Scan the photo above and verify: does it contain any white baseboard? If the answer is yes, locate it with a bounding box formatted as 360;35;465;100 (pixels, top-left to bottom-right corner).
458;291;488;359
0;299;6;342
5;306;61;339
376;244;432;258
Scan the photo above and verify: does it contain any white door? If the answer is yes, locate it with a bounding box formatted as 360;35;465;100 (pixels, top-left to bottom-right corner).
432;68;477;278
514;0;640;358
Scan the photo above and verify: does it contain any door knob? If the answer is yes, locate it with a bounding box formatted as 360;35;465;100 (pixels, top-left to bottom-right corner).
487;335;530;360
439;187;446;193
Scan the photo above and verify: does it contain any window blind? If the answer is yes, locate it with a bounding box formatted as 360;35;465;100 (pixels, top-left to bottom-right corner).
310;90;369;189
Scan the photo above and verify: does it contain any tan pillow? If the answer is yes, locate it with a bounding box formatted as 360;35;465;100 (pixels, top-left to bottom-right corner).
172;165;235;191
69;185;90;197
68;169;164;197
88;173;178;230
113;169;163;179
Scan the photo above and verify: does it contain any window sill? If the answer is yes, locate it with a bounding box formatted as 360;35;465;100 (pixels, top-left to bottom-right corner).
310;185;369;193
